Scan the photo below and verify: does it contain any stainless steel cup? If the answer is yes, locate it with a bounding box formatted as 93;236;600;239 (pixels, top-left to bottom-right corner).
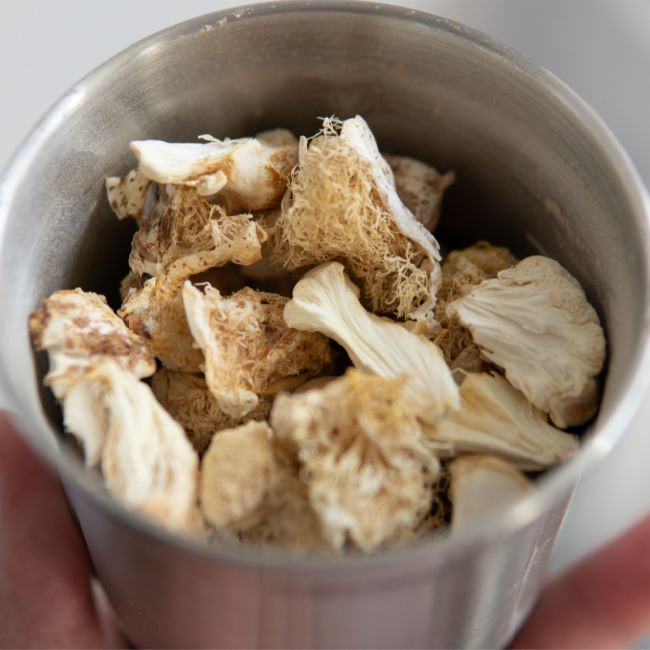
1;2;649;648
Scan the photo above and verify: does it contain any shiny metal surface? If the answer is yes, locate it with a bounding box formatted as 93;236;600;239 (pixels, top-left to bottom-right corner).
1;2;649;648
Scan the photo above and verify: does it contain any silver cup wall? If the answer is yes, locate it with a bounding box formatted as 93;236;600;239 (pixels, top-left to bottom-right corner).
1;3;649;648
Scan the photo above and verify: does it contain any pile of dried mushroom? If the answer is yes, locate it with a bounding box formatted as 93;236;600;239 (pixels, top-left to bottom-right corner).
29;116;606;553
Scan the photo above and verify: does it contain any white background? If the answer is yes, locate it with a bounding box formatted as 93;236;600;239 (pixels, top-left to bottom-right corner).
2;0;650;644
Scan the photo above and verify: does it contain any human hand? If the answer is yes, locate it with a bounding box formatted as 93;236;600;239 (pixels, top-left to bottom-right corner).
1;409;649;649
0;410;110;648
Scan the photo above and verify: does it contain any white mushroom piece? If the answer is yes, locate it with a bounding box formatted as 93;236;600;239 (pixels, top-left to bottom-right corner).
119;213;266;371
270;115;445;322
423;372;579;471
384;154;455;232
433;242;519;374
283;261;460;424
448;455;534;532
28;289;156;466
447;255;606;428
86;361;203;536
200;420;326;551
130;128;298;210
271;370;441;552
183;283;332;419
151;369;273;455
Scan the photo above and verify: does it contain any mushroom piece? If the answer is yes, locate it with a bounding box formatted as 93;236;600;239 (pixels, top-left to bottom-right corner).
270;115;443;322
89;361;203;536
200;421;325;551
130;128;298;210
447;255;606;427
105;168;152;220
448;455;534;531
383;153;455;232
283;261;459;424
28;289;156;466
434;242;518;374
182;283;332;418
128;185;252;278
422;372;579;471
119;213;266;372
151;370;274;455
271;370;441;552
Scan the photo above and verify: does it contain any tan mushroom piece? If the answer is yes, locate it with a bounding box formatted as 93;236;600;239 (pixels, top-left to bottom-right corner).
200;421;325;551
151;370;274;455
448;455;534;531
28;289;156;466
270;115;442;321
422;372;579;471
384;154;455;232
182;282;332;418
283;261;459;424
434;242;518;374
271;370;441;552
128;185;249;278
130;128;298;210
447;255;606;428
119;214;266;372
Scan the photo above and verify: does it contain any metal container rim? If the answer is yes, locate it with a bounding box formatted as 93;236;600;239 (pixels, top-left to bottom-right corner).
1;0;650;575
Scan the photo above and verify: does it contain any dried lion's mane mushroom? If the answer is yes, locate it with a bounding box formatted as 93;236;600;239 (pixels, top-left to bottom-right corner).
28;113;606;555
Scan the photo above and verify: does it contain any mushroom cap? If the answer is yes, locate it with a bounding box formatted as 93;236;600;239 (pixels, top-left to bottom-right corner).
448;255;606;427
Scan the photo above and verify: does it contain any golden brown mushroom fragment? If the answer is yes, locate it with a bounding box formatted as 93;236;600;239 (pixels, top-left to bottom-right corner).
422;372;579;471
283;262;459;425
447;256;606;427
270;116;443;322
85;361;204;537
151;369;273;454
384;154;455;232
28;289;156;465
182;283;332;419
434;242;518;374
271;370;441;552
130;128;298;210
128;185;252;277
200;421;326;551
119;214;266;372
448;455;534;532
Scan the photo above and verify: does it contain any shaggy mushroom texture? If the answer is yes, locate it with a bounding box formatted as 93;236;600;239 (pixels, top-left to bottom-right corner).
271;370;441;552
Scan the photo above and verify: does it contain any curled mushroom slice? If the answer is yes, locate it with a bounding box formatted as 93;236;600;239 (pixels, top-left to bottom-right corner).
28;289;156;466
151;369;273;455
448;455;534;532
130;128;298;210
447;255;606;427
384;154;455;232
86;361;203;536
283;262;459;424
271;369;440;552
119;214;266;372
270;115;442;321
200;421;325;551
183;283;332;418
422;372;579;471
